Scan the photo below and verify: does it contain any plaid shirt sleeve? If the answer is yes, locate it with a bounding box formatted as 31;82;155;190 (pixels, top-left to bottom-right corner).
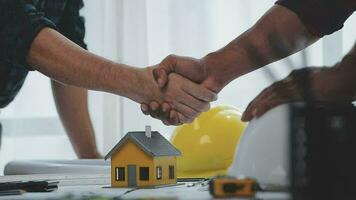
276;0;356;37
57;0;87;50
0;0;57;70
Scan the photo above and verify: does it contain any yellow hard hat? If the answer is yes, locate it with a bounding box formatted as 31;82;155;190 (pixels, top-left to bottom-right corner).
170;105;246;178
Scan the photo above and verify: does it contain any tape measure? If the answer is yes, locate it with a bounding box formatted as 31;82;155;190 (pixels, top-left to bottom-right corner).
209;176;261;198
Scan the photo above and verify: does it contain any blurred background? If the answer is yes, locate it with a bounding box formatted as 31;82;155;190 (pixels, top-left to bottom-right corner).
0;0;355;173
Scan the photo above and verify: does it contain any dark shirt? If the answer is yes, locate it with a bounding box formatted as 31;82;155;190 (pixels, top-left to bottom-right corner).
0;0;86;108
276;0;356;37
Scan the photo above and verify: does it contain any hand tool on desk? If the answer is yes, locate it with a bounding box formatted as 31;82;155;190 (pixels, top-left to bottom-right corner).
209;176;261;198
0;180;59;193
0;189;25;196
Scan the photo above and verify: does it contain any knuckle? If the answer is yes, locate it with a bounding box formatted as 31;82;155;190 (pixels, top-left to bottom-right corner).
195;102;205;111
206;93;215;101
163;121;170;126
182;112;192;120
182;116;191;124
166;54;177;62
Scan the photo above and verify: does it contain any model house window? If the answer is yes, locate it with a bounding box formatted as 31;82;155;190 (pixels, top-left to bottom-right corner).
156;166;162;180
169;165;175;179
115;167;125;181
139;167;149;181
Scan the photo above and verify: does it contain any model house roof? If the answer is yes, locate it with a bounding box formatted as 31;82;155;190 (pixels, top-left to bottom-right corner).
104;131;181;160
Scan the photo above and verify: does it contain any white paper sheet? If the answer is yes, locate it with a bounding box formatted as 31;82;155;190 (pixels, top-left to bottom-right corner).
4;159;110;175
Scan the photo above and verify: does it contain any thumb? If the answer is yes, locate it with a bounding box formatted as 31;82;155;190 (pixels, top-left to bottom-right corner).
153;55;178;88
153;68;169;88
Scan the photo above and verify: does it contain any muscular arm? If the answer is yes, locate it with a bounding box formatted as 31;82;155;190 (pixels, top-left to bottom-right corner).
51;81;100;158
146;3;353;123
145;5;320;122
152;5;319;94
27;28;136;98
27;28;216;124
201;5;319;91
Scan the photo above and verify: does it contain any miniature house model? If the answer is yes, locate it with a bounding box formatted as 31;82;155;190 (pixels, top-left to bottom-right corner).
104;126;181;188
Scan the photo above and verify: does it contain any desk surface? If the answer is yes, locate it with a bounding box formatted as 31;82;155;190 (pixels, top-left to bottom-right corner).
0;184;290;200
1;160;290;199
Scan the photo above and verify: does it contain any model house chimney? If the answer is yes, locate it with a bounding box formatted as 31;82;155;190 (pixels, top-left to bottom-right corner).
145;125;151;138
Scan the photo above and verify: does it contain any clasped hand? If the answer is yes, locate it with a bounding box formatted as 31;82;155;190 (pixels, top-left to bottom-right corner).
137;55;219;125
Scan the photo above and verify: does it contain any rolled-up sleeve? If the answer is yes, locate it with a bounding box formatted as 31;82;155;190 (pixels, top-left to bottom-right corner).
0;0;57;70
276;0;356;37
57;0;87;49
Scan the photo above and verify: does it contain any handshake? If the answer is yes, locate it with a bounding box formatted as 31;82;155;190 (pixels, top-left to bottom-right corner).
128;54;226;126
129;54;352;126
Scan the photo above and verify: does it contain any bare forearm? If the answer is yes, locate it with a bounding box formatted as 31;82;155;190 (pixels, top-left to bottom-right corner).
52;81;100;158
202;5;319;91
27;28;137;98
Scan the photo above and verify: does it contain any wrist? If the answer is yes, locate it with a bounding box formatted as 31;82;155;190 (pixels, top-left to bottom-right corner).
99;62;138;98
200;49;247;92
104;65;160;104
199;52;225;92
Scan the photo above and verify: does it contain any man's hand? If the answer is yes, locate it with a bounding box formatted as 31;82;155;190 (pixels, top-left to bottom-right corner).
132;67;217;125
152;55;215;90
140;5;320;125
241;66;356;122
241;68;308;122
140;55;223;125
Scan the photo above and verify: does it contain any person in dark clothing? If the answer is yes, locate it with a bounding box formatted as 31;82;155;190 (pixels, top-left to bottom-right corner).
0;0;99;158
141;0;356;123
0;0;216;156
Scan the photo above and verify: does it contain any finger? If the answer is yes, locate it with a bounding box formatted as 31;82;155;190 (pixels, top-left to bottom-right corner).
169;110;181;125
254;95;290;118
162;119;171;126
246;80;302;120
177;112;192;124
242;87;276;121
173;103;197;123
182;81;218;102
242;92;278;121
153;68;169;88
161;102;172;123
153;55;178;88
178;92;211;113
242;69;309;122
242;76;296;121
149;101;161;118
147;102;173;124
140;103;150;115
161;102;171;115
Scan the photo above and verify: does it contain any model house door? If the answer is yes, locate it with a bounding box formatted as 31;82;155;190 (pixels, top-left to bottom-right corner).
127;165;137;187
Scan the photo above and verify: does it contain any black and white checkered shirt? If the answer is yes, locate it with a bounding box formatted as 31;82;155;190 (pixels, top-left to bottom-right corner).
0;0;87;108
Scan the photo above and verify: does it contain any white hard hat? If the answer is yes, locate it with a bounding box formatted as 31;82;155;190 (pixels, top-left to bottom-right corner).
228;104;290;187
